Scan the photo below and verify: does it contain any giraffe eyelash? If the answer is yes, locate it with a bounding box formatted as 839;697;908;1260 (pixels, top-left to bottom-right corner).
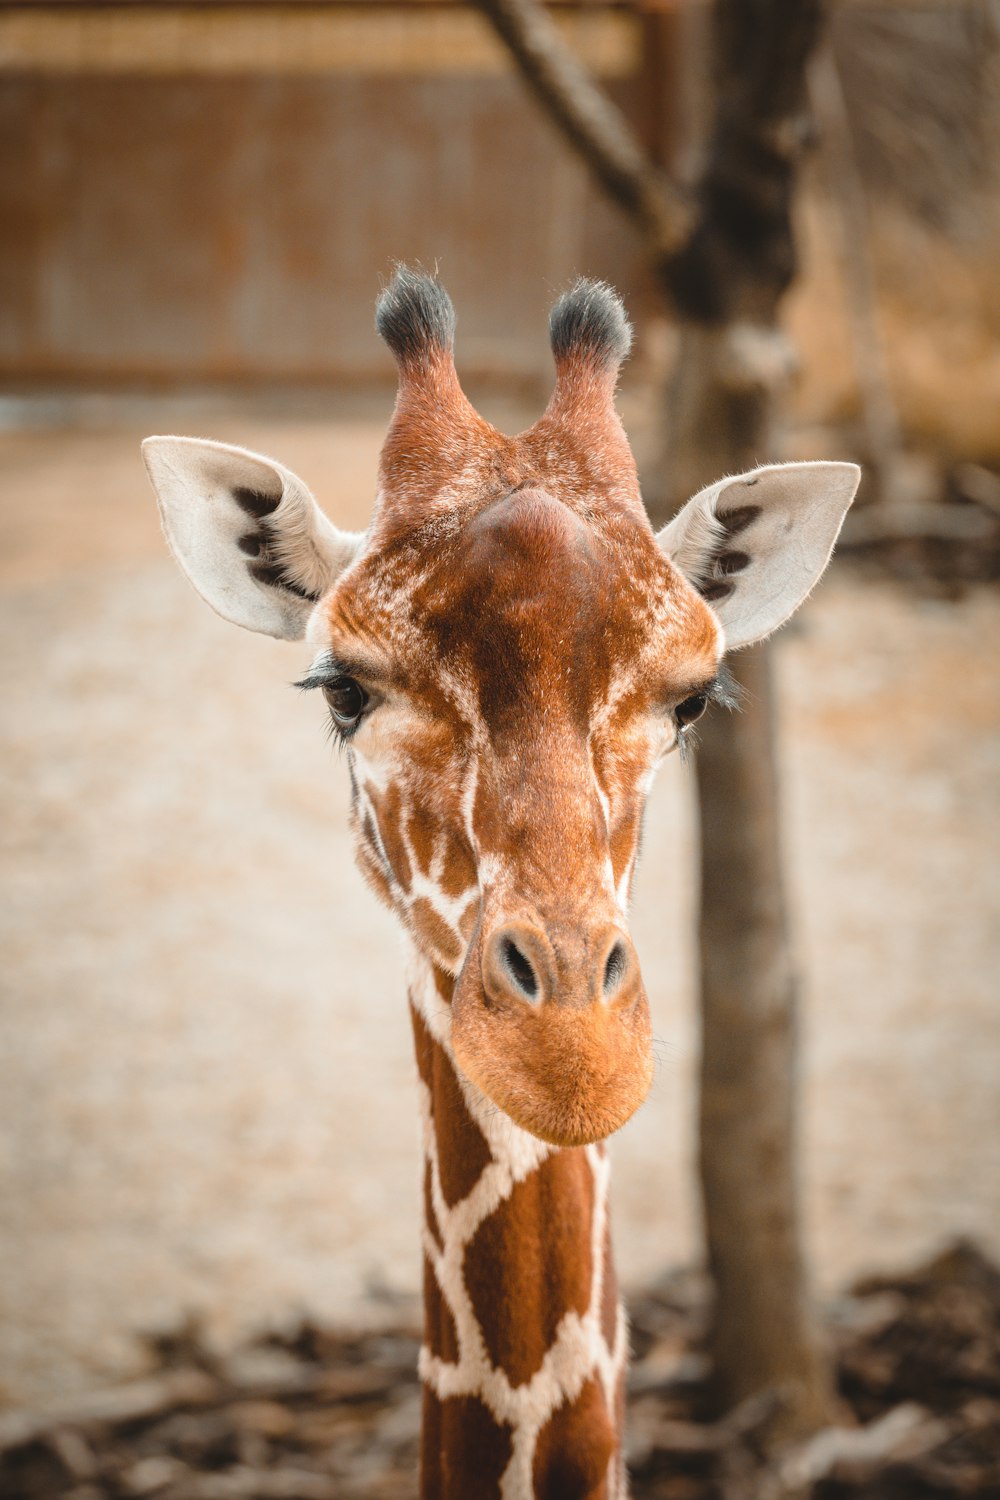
293;649;353;693
677;723;696;764
296;669;333;692
675;663;743;763
321;708;357;751
706;662;743;711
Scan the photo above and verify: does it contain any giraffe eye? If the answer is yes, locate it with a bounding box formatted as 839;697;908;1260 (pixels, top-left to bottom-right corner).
675;693;708;729
323;677;368;727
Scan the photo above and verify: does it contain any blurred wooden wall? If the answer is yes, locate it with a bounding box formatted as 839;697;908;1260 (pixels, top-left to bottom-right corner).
0;2;679;386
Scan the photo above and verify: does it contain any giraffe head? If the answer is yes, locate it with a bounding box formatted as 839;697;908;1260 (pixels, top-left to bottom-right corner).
144;269;858;1149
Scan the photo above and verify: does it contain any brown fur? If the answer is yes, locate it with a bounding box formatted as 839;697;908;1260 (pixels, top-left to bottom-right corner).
410;896;464;970
423;1157;443;1253
600;1221;619;1353
421;1388;513;1500
411;1003;493;1210
424;1254;460;1366
463;1149;595;1387
366;782;412;890
532;1378;617;1499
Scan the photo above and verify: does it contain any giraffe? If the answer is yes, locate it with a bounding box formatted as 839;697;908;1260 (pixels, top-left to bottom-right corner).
142;268;859;1498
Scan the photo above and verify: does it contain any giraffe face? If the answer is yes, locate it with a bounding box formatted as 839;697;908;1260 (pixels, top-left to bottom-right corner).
143;270;859;1151
311;468;721;1149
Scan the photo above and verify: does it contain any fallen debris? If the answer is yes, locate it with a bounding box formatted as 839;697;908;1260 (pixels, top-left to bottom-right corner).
1;1241;998;1499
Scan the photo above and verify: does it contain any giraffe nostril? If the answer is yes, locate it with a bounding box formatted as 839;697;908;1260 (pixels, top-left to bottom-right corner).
603;941;628;997
502;938;539;1000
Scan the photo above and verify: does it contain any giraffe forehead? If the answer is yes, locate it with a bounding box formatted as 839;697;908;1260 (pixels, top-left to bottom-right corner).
329;487;718;736
425;490;611;669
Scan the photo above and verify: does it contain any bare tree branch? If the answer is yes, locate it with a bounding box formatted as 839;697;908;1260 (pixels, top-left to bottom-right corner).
470;0;693;255
810;40;904;500
473;0;823;321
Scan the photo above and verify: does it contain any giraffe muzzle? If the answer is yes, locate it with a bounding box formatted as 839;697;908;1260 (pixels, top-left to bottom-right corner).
481;919;637;1011
451;917;654;1147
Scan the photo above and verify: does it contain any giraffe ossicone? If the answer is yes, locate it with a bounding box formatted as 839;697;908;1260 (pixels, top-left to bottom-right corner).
143;268;859;1497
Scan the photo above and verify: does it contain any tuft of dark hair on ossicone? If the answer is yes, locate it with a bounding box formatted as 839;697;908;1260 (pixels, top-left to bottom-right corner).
375;266;457;365
549;279;633;371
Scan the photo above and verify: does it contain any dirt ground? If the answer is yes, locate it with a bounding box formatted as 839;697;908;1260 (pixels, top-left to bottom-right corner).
6;1242;1000;1500
1;393;998;1409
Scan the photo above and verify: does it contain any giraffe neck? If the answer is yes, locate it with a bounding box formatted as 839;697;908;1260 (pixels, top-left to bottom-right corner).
408;949;628;1499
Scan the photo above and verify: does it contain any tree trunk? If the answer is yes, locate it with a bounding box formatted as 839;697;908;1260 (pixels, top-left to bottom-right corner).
654;316;834;1434
657;0;835;1429
695;640;831;1432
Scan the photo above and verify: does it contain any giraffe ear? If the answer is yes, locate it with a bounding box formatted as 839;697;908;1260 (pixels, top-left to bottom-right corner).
142;436;362;641
657;460;861;649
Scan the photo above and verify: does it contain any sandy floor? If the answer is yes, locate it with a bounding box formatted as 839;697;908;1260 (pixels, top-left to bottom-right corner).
1;395;998;1407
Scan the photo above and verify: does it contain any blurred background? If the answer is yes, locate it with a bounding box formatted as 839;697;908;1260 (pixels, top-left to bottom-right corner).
1;2;998;1497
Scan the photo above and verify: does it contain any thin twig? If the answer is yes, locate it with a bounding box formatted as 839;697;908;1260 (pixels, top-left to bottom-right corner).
470;0;693;255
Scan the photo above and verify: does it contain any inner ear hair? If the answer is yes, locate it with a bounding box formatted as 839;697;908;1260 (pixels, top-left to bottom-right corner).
233;487;321;604
693;504;762;603
233;484;281;519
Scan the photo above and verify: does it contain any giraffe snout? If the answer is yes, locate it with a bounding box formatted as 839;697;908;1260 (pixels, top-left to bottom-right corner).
481;918;640;1013
451;915;653;1147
